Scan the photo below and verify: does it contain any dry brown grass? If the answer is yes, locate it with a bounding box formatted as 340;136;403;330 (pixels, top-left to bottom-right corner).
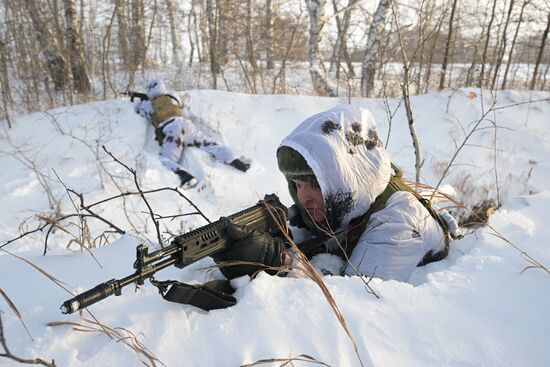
47;318;164;367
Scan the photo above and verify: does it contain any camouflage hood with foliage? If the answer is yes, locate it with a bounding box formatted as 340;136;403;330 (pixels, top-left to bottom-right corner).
278;105;391;232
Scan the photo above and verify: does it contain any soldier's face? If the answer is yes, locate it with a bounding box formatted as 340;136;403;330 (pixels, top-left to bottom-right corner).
293;179;325;222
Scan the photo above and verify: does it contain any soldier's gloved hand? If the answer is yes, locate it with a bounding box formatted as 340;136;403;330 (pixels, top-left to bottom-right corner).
211;222;286;280
288;204;306;228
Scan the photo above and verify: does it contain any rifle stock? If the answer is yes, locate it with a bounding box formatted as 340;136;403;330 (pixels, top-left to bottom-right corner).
60;194;288;314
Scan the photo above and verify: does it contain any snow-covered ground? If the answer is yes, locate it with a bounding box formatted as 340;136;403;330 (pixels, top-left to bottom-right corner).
0;89;549;366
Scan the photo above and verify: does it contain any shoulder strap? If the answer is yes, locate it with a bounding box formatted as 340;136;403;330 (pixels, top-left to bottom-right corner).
339;172;399;258
339;163;451;265
150;277;236;311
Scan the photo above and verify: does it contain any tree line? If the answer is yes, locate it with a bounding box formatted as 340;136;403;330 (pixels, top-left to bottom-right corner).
1;0;549;124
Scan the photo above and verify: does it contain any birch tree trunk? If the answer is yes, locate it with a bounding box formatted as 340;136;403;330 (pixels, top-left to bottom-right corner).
530;11;550;90
187;2;197;64
438;0;458;90
64;0;91;94
391;0;423;182
265;0;274;69
305;0;337;96
23;0;68;91
165;0;184;69
360;0;390;97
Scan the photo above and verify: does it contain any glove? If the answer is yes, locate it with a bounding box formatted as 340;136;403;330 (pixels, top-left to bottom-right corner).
211;222;286;279
287;204;306;228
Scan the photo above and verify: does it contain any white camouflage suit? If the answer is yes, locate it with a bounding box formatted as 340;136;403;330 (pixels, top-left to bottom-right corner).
135;79;237;176
280;105;459;282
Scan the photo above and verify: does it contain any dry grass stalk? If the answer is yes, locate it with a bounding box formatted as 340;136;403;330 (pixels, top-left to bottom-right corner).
47;317;164;367
263;202;365;367
0;313;56;366
0;288;32;341
242;353;331;367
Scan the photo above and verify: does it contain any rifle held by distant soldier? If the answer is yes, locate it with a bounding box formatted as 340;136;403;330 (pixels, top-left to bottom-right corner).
121;90;149;102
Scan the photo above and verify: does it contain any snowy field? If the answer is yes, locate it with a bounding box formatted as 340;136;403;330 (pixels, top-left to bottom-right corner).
1;89;549;366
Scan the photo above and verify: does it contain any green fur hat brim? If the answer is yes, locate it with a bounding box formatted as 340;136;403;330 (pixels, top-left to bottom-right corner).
277;146;314;177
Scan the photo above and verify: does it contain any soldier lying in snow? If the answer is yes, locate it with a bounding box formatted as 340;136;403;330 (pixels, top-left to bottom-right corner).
135;79;250;187
212;105;461;282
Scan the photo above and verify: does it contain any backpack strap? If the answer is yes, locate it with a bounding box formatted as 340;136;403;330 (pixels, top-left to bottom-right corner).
150;277;236;311
338;163;452;266
339;173;400;258
153;117;178;146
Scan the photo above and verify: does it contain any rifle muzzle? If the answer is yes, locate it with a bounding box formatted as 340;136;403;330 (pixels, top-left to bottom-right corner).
60;279;121;314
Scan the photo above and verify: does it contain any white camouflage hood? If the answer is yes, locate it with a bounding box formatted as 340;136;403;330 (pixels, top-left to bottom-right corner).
279;105;391;231
145;78;166;98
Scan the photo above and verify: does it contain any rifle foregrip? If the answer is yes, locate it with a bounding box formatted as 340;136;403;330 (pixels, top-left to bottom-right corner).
60;279;121;314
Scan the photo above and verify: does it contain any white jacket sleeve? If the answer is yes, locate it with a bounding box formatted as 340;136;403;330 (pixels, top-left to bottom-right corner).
342;192;446;282
135;100;154;119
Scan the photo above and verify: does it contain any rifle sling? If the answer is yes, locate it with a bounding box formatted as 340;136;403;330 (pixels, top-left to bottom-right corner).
150;277;236;311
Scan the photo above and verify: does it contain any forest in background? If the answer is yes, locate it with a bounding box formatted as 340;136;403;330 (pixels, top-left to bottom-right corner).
1;0;549;123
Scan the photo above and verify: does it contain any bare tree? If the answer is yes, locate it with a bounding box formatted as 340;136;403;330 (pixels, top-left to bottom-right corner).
501;0;531;89
187;0;203;64
165;0;184;69
217;0;229;67
330;0;358;80
64;0;92;94
0;38;11;128
390;0;423;182
478;0;498;88
491;0;516;90
423;5;446;94
246;0;257;69
23;0;68;91
206;0;220;87
130;0;146;71
530;10;550;90
265;0;274;69
360;0;391;97
438;0;459;90
115;0;131;69
305;0;337;96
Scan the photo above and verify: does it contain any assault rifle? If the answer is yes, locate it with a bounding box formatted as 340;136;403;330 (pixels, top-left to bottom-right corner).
60;194;289;314
121;90;148;102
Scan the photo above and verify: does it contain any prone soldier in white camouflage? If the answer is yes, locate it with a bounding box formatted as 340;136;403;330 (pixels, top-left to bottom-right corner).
135;79;251;187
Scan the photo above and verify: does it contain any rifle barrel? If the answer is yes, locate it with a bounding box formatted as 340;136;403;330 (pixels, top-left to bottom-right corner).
60;257;177;314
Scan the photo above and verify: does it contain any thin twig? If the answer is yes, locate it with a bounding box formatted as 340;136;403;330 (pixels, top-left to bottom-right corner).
0;314;56;367
102;145;163;244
